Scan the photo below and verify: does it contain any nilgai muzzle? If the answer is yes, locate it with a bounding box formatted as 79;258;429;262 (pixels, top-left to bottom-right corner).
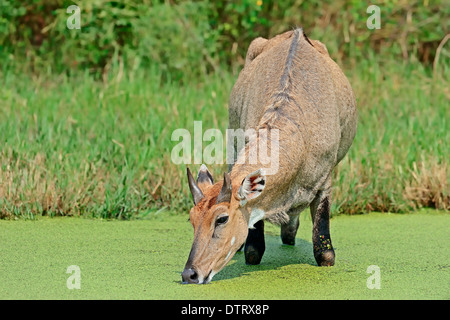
182;28;357;284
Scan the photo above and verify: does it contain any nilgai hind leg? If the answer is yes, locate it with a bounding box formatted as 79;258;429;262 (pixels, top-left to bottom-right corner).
310;183;335;266
281;210;300;245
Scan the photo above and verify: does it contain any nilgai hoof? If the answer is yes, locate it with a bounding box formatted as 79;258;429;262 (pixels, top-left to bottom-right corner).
245;245;263;265
315;250;335;266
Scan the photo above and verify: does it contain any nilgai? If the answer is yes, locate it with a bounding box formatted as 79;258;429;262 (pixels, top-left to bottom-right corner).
182;28;357;284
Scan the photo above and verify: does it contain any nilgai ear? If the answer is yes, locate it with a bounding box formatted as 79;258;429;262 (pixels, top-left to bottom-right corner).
238;169;266;206
187;167;204;205
216;172;232;204
196;164;214;191
245;37;268;66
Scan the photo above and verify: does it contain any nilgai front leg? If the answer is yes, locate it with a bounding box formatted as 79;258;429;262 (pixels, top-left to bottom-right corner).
244;220;265;265
310;183;335;266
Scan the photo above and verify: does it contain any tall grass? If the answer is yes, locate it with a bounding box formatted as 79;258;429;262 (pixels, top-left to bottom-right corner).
0;56;448;219
0;65;231;218
333;58;449;214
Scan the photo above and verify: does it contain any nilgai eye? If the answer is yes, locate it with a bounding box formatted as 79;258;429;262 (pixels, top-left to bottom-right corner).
216;215;229;225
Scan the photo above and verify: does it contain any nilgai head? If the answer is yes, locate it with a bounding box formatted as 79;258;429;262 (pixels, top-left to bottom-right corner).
182;164;266;284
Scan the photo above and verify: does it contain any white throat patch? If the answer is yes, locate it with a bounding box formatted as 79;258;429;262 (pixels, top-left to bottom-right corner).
248;208;265;229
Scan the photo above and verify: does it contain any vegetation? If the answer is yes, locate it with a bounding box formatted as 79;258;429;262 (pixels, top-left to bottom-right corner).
1;0;448;77
0;1;448;218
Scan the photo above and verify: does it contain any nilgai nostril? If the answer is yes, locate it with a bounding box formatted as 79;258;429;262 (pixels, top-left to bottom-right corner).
181;268;198;284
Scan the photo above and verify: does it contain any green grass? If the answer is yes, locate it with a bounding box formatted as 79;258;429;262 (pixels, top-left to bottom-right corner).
0;57;448;218
0;210;448;299
0;68;232;218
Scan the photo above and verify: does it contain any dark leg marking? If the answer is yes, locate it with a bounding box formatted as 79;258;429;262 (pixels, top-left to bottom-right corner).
310;189;335;266
244;220;265;265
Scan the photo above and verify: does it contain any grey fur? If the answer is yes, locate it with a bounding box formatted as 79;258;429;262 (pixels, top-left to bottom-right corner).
228;28;358;225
